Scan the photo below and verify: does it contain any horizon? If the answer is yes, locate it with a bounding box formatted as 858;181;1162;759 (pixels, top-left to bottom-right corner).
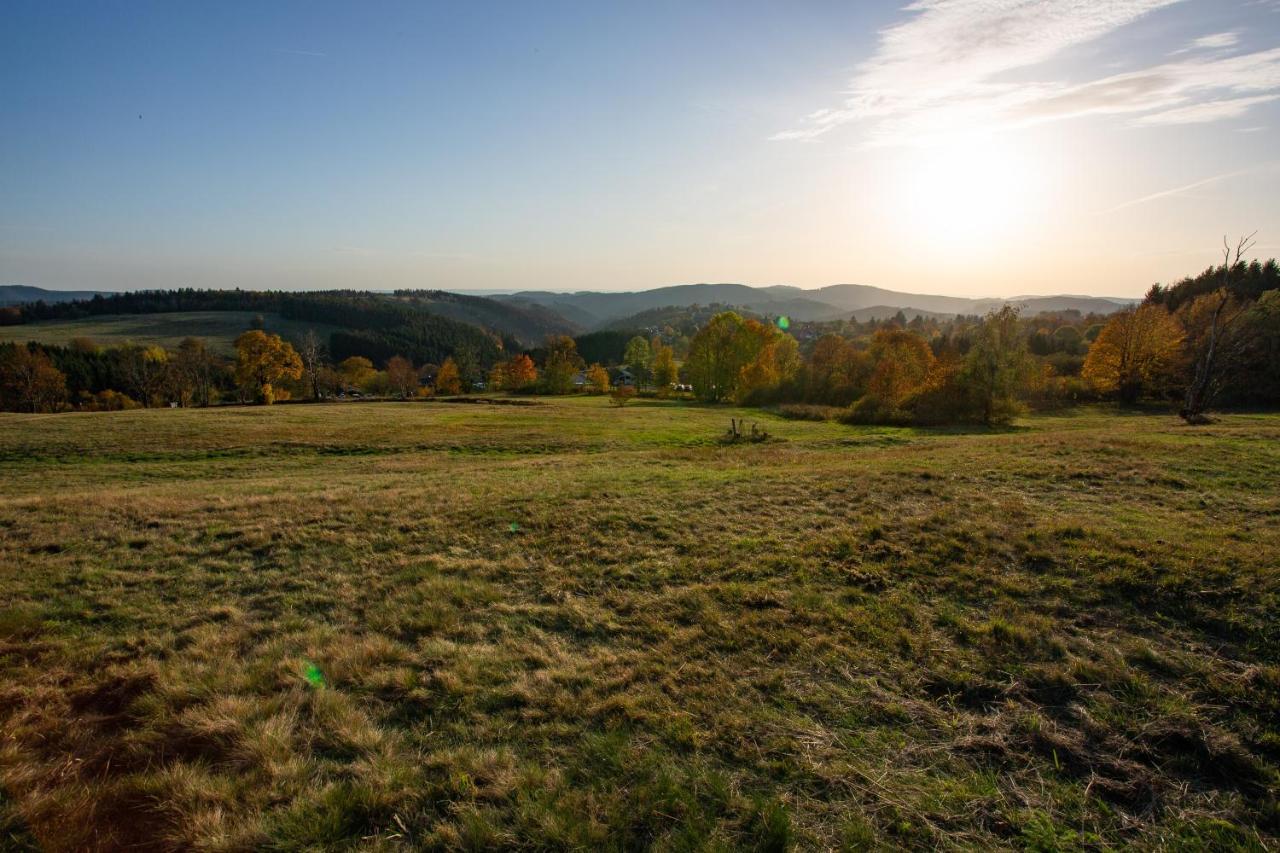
4;1;1280;298
2;280;1141;304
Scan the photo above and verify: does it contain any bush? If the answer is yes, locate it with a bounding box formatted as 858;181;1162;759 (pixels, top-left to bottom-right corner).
80;389;141;411
609;386;636;407
776;404;841;421
841;394;912;426
903;380;983;425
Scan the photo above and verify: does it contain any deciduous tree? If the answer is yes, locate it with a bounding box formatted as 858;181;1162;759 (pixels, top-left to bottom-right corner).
171;337;216;407
651;344;678;391
1180;234;1259;422
961;306;1035;425
234;330;302;405
541;335;584;395
299;330;324;399
623;336;652;387
435;357;462;395
865;329;935;410
0;345;67;413
505;354;538;390
338;356;375;390
586;363;610;394
386;356;419;398
1082;304;1183;403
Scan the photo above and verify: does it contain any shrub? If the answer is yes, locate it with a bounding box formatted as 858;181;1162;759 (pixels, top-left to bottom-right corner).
841;394;911;425
776;403;841;421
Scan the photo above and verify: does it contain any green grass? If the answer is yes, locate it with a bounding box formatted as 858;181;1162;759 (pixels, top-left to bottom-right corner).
1;398;1277;850
0;311;343;354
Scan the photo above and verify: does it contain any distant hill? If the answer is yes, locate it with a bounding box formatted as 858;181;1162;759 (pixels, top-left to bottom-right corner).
0;285;113;306
500;283;1135;329
389;289;578;346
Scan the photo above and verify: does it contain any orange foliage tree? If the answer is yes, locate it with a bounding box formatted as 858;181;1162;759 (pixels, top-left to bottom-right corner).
1081;304;1183;403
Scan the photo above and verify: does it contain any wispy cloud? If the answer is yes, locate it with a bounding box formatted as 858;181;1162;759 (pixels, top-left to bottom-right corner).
275;48;327;58
1192;31;1240;49
1134;93;1280;125
773;0;1280;146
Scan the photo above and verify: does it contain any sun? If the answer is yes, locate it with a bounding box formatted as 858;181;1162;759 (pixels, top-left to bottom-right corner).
891;135;1039;253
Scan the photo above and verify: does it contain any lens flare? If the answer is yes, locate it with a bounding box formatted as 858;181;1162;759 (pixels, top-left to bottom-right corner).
302;661;326;689
777;316;790;330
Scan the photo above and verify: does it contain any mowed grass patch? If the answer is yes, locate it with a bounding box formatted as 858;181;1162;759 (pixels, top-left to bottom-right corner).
1;399;1278;850
0;311;344;355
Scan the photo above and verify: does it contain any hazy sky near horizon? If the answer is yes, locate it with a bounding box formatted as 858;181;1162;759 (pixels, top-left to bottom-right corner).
3;1;1279;298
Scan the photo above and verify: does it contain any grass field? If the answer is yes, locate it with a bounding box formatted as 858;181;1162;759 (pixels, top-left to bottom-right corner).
1;398;1277;850
0;311;343;354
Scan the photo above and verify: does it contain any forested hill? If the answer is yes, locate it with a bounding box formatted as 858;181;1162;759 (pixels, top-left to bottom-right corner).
1;289;510;369
1146;258;1280;311
389;289;578;342
3;287;574;348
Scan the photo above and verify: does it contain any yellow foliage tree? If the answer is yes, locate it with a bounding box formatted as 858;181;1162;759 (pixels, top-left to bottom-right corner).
338;356;375;390
585;363;610;394
1082;304;1183;403
651;344;678;391
435;357;462;395
234;331;301;405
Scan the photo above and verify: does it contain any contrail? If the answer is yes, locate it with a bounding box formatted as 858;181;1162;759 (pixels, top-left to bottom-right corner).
1098;166;1266;215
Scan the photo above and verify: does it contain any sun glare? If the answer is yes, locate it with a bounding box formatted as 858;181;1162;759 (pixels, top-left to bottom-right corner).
891;136;1039;253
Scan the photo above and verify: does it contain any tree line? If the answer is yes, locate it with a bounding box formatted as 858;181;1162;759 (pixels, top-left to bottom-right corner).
3;243;1276;422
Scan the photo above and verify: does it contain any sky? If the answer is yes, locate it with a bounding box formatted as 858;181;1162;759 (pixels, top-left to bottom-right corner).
2;0;1279;298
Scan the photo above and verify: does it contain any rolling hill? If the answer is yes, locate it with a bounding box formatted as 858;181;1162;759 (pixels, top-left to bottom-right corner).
501;283;1135;329
0;285;113;306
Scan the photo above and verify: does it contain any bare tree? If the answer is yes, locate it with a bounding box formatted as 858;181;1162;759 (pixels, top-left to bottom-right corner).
1181;233;1257;423
299;329;324;400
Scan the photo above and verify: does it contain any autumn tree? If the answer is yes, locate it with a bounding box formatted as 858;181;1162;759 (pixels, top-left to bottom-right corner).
1082;304;1183;403
171;337;216;407
542;335;584;395
960;306;1034;425
505;354;538;390
586;363;610;394
386;356;419;398
802;335;869;406
338;356;375;390
1180;234;1258;422
0;345;67;413
685;312;749;402
119;344;170;407
651;344;678;391
487;361;509;392
435;357;462;395
623;336;652;387
234;330;302;405
736;333;800;404
865;329;936;410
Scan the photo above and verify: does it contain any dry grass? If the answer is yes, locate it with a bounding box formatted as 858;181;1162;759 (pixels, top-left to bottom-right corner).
1;398;1277;850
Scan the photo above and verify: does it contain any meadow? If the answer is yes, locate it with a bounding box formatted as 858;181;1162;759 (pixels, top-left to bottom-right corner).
0;312;342;355
1;398;1277;850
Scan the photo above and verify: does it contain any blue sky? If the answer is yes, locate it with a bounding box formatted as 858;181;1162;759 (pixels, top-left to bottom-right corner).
2;0;1279;297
